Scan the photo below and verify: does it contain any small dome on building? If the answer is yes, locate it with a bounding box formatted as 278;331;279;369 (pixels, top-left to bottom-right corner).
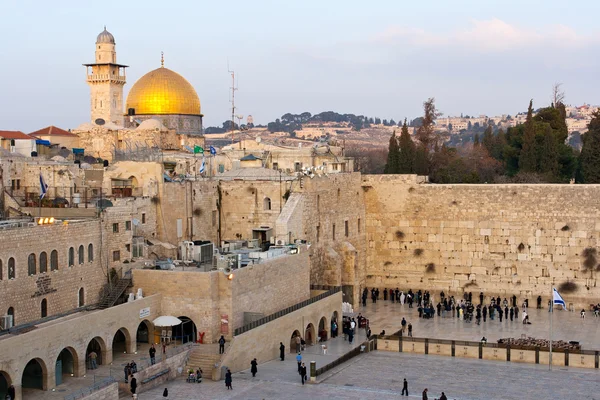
96;27;115;44
136;119;167;131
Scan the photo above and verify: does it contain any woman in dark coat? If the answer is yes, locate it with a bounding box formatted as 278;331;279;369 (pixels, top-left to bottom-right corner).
279;342;285;361
225;369;232;389
251;358;258;377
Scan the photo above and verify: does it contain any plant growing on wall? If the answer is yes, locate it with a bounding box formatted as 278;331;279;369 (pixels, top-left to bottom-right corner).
425;263;435;273
193;207;202;216
558;281;578;294
395;230;405;239
414;248;423;256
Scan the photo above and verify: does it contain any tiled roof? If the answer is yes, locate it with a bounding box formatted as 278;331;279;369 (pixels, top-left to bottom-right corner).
0;130;33;140
29;125;77;137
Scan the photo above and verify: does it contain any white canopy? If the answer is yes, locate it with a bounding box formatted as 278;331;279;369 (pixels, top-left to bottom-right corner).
152;316;182;327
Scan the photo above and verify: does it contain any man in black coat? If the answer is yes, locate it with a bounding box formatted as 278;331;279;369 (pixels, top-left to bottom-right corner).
251;358;258;377
130;374;137;396
401;378;409;396
482;305;487;322
509;307;514;321
504;306;509;319
479;292;484;305
300;363;307;385
279;342;285;361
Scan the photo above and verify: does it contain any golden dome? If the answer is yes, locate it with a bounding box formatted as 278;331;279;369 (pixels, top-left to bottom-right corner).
126;66;201;116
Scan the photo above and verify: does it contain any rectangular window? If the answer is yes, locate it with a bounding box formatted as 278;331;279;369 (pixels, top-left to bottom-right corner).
16;180;20;190
345;220;349;237
112;250;120;261
142;213;146;224
332;223;336;241
125;221;132;231
273;162;278;170
358;218;361;233
112;223;119;233
125;244;131;252
316;225;320;243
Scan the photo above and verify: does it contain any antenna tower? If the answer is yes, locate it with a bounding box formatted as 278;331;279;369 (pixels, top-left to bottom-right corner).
228;64;238;143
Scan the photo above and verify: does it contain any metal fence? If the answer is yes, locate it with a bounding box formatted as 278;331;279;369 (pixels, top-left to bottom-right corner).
315;339;371;376
234;286;342;336
64;377;116;400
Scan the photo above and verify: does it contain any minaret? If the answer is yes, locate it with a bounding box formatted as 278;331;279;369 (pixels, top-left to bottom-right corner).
83;27;128;126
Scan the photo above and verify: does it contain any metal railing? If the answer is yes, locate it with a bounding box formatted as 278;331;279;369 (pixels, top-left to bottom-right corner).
64;376;116;400
315;340;370;376
234;286;341;336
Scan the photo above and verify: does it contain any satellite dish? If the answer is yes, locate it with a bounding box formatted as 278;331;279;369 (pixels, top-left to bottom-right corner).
95;118;106;126
132;219;140;226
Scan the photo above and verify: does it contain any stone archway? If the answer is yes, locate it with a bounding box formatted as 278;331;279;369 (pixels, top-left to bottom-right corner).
22;358;48;395
305;323;315;346
172;316;196;344
0;370;11;400
56;347;79;386
290;330;301;353
112;327;132;357
136;320;153;344
86;336;106;368
318;316;328;342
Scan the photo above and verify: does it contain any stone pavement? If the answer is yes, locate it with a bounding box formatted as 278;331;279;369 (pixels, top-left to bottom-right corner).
138;350;600;399
359;300;600;348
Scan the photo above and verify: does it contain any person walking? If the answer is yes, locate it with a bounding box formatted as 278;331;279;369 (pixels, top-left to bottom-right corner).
300;362;307;385
401;378;409;396
162;388;168;398
408;323;413;337
225;368;232;390
149;344;156;365
482;304;487;322
440;392;448;400
401;317;407;333
130;374;137;397
510;307;514;321
422;388;428;400
296;353;302;372
250;358;258;377
88;351;98;370
124;363;130;383
218;335;226;354
279;342;285;361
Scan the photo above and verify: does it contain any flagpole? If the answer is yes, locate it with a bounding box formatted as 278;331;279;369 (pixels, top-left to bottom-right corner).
549;285;553;371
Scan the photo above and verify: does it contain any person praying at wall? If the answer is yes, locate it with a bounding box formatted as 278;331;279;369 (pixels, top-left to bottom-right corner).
383;288;388;301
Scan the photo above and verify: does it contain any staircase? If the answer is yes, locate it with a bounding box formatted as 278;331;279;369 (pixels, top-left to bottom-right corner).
186;345;223;380
98;278;132;309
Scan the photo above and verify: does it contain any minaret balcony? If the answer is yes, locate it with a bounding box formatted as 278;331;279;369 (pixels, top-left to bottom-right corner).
86;74;126;83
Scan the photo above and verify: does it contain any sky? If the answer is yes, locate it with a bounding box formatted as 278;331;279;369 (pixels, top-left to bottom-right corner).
1;0;599;132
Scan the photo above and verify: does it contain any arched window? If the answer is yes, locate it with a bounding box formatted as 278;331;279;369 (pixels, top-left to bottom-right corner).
50;250;58;271
41;299;47;318
7;307;14;325
39;252;47;273
8;258;15;279
263;197;272;210
68;247;75;267
88;244;94;262
28;254;36;276
78;288;85;307
78;245;84;265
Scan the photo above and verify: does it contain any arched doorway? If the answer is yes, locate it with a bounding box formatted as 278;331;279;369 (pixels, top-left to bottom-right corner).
290;330;301;353
22;358;47;393
172;316;196;344
331;311;339;338
136;320;152;344
305;323;315;346
56;347;78;386
0;371;11;400
86;337;105;369
318;317;328;342
112;328;131;356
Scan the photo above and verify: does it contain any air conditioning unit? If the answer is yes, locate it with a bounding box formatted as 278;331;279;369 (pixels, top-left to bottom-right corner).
276;239;285;245
0;315;13;330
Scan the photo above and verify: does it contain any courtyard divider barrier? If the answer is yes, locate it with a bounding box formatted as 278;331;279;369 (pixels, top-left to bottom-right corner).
63;377;116;400
234;286;342;336
373;335;600;370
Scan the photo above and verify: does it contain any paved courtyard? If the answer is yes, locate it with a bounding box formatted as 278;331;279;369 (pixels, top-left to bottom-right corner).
140;351;600;399
358;300;600;348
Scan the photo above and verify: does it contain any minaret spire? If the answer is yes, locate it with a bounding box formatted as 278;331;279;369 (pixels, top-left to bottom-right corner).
161;51;164;68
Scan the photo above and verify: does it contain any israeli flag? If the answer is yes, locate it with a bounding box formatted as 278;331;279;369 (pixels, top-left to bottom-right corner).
199;157;206;174
39;173;48;200
209;146;216;155
553;288;566;309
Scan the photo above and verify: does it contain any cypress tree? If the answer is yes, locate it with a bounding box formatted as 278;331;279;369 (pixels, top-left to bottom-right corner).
482;124;493;153
413;145;429;175
519;99;537;172
473;133;480;147
398;119;415;173
539;124;559;177
384;130;400;174
491;128;507;160
579;111;600;183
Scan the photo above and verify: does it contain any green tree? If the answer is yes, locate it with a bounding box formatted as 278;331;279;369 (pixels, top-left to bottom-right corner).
384;131;400;174
398;119;415;173
473;133;480;147
414;145;429;175
538;124;559;177
519;100;537;172
491;128;507;160
578;111;600;183
482;124;493;153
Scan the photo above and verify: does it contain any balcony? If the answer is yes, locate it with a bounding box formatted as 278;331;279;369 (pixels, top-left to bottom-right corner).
86;74;126;83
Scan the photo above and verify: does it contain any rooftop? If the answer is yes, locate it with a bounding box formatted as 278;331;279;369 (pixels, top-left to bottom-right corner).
29;125;78;138
0;130;32;140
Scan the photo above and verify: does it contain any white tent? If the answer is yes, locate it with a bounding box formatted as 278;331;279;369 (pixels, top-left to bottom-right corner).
152;316;182;327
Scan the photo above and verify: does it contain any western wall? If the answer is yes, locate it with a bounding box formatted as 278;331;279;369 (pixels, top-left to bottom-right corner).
363;174;600;308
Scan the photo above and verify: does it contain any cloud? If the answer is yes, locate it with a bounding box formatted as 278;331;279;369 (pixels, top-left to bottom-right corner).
369;18;597;53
